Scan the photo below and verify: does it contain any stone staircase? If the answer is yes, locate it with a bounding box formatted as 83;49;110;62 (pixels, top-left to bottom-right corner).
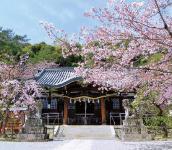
55;125;115;140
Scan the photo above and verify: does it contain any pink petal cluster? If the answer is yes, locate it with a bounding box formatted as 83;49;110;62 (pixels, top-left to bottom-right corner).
42;0;172;106
0;79;41;110
0;54;44;111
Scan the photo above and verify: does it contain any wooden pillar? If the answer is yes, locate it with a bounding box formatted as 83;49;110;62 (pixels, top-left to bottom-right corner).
63;98;68;124
101;97;106;124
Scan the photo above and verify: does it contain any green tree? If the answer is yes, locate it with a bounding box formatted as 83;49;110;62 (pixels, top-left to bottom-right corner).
0;27;29;63
24;42;83;67
23;42;62;64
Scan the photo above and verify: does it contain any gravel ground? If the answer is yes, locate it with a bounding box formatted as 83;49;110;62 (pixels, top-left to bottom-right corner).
0;139;172;150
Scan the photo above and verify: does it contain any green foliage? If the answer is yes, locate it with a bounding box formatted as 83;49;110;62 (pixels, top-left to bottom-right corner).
133;53;164;67
132;86;160;115
106;55;114;63
0;27;83;67
133;85;172;138
0;27;29;64
112;39;130;50
24;43;62;64
144;115;172;128
59;55;83;67
23;42;83;66
85;52;94;68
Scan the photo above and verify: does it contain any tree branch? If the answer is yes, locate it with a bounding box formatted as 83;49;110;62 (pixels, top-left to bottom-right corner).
154;0;172;38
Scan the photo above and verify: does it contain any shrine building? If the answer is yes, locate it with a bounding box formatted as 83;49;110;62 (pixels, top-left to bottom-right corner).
35;67;135;125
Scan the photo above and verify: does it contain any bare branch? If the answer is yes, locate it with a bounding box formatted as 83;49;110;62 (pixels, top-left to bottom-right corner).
154;0;172;38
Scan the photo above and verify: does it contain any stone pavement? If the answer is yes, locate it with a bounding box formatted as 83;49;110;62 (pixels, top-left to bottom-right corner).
0;139;172;150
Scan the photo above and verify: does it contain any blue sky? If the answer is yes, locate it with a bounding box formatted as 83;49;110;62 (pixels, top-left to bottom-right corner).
0;0;106;44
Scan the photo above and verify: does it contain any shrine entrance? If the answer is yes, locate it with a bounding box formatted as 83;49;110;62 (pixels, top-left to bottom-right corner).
75;101;94;114
67;99;101;125
75;101;95;125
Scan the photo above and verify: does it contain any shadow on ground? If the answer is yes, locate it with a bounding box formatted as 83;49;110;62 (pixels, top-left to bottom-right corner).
126;141;172;150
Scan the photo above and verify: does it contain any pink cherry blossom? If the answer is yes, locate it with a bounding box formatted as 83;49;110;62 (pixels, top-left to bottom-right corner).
42;0;172;107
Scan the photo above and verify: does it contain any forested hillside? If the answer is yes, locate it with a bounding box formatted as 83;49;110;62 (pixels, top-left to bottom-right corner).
0;27;82;67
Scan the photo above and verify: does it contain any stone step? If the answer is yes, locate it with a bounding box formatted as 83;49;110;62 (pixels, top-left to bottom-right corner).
55;125;115;140
17;133;48;142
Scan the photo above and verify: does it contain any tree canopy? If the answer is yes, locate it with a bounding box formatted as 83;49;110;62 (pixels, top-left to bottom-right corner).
0;27;82;67
0;27;29;63
41;0;172;108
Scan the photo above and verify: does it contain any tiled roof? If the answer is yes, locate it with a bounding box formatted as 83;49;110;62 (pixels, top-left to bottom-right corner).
35;67;82;88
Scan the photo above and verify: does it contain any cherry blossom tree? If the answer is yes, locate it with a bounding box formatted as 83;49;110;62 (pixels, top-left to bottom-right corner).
41;0;172;109
0;54;43;135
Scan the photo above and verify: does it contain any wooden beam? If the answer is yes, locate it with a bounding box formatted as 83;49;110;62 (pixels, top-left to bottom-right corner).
101;97;106;124
63;98;68;124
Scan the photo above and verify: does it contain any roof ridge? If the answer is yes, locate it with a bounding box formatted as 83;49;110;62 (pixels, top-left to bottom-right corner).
35;67;82;88
44;67;75;71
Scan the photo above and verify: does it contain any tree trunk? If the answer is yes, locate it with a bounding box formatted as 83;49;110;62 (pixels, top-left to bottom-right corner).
161;122;168;138
154;103;168;138
1;108;9;137
1;101;11;137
